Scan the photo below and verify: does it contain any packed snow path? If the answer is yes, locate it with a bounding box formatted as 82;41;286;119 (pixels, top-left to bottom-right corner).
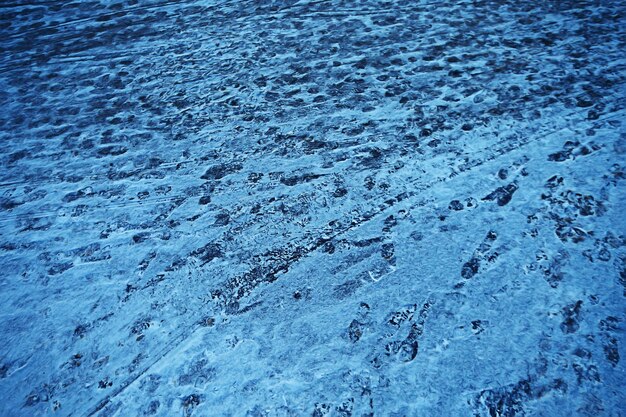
1;1;625;416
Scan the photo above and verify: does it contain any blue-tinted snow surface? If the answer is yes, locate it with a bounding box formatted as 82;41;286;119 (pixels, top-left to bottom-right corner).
0;0;625;416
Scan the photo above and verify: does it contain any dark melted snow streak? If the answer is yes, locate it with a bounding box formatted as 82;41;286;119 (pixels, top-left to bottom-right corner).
0;0;625;416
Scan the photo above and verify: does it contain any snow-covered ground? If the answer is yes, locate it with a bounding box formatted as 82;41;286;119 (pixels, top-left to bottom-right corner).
0;1;625;416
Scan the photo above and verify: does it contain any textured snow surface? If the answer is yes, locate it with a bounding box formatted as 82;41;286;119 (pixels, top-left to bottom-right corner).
1;0;625;416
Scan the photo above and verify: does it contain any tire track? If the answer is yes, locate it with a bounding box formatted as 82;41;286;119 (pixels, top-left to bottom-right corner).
83;108;624;416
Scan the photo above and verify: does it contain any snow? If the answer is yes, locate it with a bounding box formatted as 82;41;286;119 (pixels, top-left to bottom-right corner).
0;0;625;416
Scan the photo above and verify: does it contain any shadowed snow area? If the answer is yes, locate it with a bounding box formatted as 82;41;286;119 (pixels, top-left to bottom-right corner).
0;0;625;416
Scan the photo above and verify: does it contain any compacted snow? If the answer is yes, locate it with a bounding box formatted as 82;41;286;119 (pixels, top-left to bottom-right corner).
0;0;625;416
